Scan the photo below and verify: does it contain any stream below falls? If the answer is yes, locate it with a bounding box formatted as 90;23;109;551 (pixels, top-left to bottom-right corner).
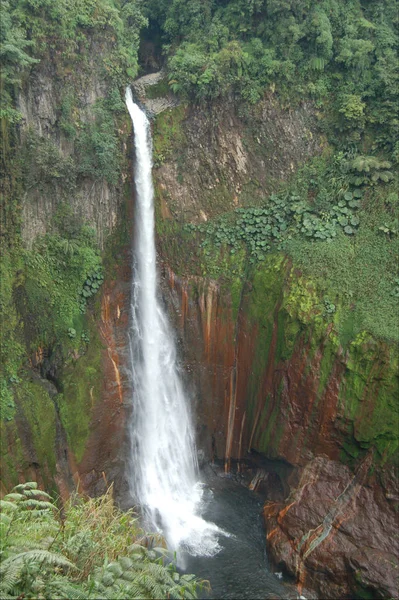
181;465;299;600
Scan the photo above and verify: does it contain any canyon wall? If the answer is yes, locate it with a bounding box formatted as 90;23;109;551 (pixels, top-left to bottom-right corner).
1;43;133;499
2;67;398;599
150;98;398;599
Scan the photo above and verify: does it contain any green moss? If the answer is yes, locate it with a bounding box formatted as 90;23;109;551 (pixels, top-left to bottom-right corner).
0;418;25;489
230;275;245;322
243;256;287;439
201;183;234;218
58;315;104;463
145;79;170;99
316;336;339;401
0;252;25;418
15;379;57;479
153;105;187;167
104;182;131;270
339;336;399;464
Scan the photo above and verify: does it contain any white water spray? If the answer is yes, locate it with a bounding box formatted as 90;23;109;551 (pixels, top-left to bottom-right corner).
126;88;222;556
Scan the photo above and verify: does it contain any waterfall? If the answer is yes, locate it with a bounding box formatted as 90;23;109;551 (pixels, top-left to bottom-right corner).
125;88;222;556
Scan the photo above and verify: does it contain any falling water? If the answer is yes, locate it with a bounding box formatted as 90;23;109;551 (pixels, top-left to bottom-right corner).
126;88;222;556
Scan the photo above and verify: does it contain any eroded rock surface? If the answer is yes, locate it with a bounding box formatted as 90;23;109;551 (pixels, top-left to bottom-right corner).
264;455;399;599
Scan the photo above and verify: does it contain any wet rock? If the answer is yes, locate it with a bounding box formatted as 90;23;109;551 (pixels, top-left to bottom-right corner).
263;456;399;599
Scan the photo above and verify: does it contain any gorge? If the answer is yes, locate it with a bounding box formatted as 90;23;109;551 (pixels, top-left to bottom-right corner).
1;1;398;599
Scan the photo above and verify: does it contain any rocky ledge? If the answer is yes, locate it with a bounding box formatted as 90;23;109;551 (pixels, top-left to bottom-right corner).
131;71;179;116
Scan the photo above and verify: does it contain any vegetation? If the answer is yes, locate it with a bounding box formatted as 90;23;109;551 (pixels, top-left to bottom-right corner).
145;0;398;160
0;0;397;518
0;0;144;424
144;0;398;346
0;204;103;419
0;482;206;599
0;0;146;117
179;150;398;342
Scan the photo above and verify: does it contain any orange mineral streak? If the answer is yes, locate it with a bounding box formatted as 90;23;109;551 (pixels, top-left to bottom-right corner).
101;293;123;404
107;348;123;404
248;304;280;451
267;528;278;540
276;502;297;526
168;266;175;291
224;367;237;473
237;411;246;472
181;282;188;328
201;283;216;359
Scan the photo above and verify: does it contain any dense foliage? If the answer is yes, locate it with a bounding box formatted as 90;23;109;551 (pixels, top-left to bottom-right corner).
0;482;206;599
0;0;146;116
145;0;398;159
0;200;105;419
142;0;398;343
0;0;145;417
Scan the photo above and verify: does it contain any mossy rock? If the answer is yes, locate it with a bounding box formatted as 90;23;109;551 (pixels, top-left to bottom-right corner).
58;315;104;463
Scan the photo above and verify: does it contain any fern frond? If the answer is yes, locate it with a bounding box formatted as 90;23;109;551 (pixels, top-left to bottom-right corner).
127;543;148;555
0;550;76;574
0;500;18;511
3;493;24;502
27;509;56;517
0;513;12;525
13;482;38;493
46;576;88;600
21;489;53;500
19;500;56;511
0;558;23;593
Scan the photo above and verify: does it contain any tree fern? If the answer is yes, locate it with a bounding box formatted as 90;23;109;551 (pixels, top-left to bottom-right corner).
45;575;88;600
0;549;76;573
20;499;56;511
0;558;22;593
2;494;23;502
0;550;77;597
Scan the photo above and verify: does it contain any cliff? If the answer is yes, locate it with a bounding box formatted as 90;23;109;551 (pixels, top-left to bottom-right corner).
148;96;398;599
1;56;398;600
0;26;134;498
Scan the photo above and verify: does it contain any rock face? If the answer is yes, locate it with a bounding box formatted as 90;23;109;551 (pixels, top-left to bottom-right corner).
264;455;399;599
161;257;398;599
17;44;127;249
3;62;398;599
131;71;179;116
151;103;398;598
1;39;133;496
154;97;321;224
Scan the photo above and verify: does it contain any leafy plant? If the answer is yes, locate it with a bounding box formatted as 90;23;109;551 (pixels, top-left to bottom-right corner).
391;278;399;298
349;156;394;186
378;220;398;237
79;267;104;313
0;483;207;600
323;299;336;316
